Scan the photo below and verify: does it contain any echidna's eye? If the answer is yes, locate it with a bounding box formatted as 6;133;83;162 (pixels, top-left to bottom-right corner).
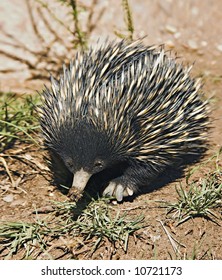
65;158;74;170
94;160;104;170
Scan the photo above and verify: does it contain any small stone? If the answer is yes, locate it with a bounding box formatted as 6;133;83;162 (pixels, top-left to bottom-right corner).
3;194;14;203
217;44;222;52
165;24;177;34
187;39;198;50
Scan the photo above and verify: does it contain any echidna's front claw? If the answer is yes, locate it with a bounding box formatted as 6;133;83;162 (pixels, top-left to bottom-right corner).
103;181;134;201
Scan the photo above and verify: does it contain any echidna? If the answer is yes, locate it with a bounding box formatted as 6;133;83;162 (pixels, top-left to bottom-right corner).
39;40;209;202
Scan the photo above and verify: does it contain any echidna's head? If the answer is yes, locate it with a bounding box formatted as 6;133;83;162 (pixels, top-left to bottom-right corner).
51;120;116;192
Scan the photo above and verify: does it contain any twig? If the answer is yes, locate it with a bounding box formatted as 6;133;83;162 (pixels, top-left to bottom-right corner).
26;0;46;44
0;157;15;187
0;50;35;69
158;219;185;257
36;6;65;45
35;0;73;35
0;30;39;54
0;157;27;193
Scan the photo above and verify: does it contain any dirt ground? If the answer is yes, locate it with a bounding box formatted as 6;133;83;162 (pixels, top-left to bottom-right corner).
0;0;222;259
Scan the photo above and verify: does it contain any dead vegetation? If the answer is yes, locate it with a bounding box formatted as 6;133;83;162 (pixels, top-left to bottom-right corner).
0;0;105;80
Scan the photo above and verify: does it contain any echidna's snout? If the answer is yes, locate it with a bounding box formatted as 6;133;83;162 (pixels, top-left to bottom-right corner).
72;168;92;192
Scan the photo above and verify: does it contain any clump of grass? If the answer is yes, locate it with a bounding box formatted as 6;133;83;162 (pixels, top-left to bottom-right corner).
167;170;222;224
73;198;144;252
0;203;77;259
0;198;144;259
0;93;40;150
0;220;50;259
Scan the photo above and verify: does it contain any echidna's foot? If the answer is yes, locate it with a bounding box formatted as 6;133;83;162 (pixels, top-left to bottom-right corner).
102;181;134;202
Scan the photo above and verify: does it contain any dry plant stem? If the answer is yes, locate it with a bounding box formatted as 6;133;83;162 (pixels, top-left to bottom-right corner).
86;0;105;34
26;0;45;44
0;157;27;193
0;157;15;187
158;219;183;257
35;0;73;34
0;49;35;70
36;6;65;44
0;30;38;55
